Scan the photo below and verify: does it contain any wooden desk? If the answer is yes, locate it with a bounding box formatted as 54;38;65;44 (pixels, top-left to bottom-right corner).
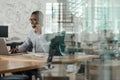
53;54;99;64
67;46;83;54
5;40;23;44
43;54;99;80
89;60;120;80
0;53;99;80
0;55;46;74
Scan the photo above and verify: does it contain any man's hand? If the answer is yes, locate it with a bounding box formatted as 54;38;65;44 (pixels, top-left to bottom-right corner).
9;48;20;54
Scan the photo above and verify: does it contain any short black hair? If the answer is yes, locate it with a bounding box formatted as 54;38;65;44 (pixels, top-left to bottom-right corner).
32;10;43;17
32;10;44;26
32;10;40;15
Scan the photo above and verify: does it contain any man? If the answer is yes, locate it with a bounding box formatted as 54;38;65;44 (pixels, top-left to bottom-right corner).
11;10;49;53
11;10;50;80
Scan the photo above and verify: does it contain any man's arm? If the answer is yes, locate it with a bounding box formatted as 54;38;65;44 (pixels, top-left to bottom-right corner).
18;37;33;52
10;37;32;54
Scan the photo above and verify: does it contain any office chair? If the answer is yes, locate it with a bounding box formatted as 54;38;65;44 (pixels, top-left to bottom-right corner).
41;32;69;80
0;75;28;80
49;31;66;56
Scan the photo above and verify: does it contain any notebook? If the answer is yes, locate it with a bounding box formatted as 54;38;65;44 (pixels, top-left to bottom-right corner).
0;38;22;55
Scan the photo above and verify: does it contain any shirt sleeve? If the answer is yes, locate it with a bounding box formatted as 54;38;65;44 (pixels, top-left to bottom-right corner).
40;35;50;53
18;37;32;52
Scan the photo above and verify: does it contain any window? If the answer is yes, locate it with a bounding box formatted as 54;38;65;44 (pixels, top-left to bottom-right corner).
46;3;63;33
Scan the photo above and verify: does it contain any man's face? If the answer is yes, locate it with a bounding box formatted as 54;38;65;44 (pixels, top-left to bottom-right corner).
30;14;39;28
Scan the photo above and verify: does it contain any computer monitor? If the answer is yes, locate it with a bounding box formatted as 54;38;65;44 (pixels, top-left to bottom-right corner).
0;25;8;38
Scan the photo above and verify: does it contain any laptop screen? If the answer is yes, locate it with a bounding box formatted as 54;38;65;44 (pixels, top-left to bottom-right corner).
0;26;8;38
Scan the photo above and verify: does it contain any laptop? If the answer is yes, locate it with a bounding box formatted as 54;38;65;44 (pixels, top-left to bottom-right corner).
0;38;22;55
0;38;10;55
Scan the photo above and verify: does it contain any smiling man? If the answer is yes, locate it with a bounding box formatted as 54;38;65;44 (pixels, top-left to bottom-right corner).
11;10;50;80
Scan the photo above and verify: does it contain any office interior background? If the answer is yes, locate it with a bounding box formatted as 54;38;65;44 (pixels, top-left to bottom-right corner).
0;0;120;80
0;0;119;42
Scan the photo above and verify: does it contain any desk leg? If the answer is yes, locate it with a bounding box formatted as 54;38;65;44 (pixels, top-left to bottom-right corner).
59;64;67;76
87;61;90;80
85;60;90;80
84;61;87;80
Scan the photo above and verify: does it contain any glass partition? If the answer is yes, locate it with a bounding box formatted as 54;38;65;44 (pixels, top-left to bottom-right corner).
45;0;120;79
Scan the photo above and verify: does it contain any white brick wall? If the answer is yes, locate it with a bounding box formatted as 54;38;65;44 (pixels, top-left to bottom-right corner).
0;0;57;40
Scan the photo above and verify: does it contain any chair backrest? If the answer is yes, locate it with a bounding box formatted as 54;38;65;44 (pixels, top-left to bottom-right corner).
47;31;66;68
49;31;66;56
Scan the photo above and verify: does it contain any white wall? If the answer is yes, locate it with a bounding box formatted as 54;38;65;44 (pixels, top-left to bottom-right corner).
0;0;57;40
